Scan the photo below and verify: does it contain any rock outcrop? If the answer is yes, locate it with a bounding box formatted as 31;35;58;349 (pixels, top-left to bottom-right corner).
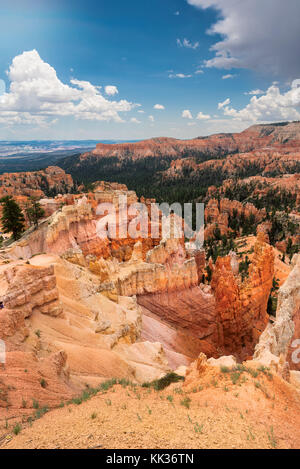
0;166;74;199
254;254;300;372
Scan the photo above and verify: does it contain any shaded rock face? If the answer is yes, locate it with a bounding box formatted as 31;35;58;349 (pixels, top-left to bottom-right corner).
139;286;218;358
254;254;300;372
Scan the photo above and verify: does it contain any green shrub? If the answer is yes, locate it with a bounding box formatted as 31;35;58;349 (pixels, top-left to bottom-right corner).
40;378;47;388
180;397;191;409
142;372;184;391
13;423;21;435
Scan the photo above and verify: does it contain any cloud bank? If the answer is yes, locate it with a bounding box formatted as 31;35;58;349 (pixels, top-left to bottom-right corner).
220;80;300;122
0;50;135;125
187;0;300;78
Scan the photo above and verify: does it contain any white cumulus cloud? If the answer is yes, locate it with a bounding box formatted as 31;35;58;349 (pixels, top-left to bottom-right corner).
220;81;300;122
105;85;119;96
153;104;165;110
218;98;231;109
149;115;155;122
187;0;300;79
222;74;236;80
130;117;141;124
0;79;6;96
244;89;264;96
169;73;192;79
196;111;211;120
0;50;135;125
182;110;193;119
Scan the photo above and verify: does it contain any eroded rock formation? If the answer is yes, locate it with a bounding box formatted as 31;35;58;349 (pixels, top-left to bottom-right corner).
0;263;62;346
211;235;274;359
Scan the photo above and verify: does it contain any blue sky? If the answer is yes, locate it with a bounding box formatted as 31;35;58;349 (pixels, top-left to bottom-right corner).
0;0;300;140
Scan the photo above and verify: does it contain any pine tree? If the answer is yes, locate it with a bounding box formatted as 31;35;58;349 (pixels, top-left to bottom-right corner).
0;196;25;240
25;197;45;228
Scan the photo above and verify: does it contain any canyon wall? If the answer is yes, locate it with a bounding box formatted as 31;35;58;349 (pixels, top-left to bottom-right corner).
139;235;274;362
81;122;300;162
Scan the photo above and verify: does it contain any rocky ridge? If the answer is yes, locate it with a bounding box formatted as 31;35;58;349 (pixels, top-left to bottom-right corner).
81;122;300;162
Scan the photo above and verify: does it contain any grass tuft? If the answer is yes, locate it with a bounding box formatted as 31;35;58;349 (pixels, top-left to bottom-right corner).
13;423;21;435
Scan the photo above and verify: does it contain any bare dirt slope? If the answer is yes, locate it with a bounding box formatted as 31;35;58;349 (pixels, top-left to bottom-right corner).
3;362;300;449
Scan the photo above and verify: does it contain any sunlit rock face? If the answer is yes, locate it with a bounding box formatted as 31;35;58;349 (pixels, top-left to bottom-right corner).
254;254;300;372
